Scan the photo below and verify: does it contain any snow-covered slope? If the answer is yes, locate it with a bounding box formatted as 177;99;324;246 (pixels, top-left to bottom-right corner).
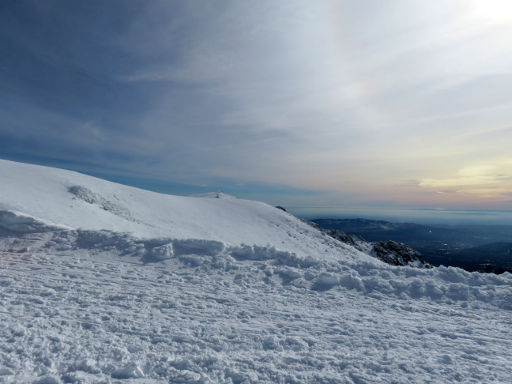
1;159;512;383
0;159;370;264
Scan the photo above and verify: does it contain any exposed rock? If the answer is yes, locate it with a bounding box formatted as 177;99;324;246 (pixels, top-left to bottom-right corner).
327;230;370;253
371;240;430;267
326;229;429;268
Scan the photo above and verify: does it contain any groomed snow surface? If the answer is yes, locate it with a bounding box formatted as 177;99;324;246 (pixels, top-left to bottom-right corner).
0;160;511;383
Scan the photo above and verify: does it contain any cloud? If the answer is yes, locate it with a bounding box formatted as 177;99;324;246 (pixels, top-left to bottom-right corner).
419;159;512;200
1;0;512;210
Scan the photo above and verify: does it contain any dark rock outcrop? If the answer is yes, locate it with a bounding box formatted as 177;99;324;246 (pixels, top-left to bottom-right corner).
371;240;430;267
327;230;369;253
325;229;429;268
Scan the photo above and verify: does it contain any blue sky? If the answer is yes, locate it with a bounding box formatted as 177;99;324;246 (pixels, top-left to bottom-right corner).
1;0;512;219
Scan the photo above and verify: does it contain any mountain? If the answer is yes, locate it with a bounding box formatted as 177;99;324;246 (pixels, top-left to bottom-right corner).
312;218;472;246
324;229;429;267
312;218;512;246
1;159;511;383
313;218;512;273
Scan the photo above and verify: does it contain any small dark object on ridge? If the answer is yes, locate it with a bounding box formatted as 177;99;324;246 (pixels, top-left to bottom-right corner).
275;206;287;212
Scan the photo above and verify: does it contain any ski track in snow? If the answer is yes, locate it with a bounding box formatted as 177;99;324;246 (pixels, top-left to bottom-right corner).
0;159;511;383
1;233;511;383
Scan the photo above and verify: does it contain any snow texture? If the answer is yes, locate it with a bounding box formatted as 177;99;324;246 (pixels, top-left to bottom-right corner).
1;159;511;383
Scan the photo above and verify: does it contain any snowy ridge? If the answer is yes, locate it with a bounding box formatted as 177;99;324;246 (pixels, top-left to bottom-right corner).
1;159;512;383
1;209;511;309
0;159;372;264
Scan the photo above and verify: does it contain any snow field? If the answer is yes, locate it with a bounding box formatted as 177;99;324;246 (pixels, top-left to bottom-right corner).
1;218;512;383
1;216;511;310
0;159;374;266
1;245;511;383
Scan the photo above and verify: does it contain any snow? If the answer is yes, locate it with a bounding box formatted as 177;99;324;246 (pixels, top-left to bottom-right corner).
1;159;511;383
0;159;369;264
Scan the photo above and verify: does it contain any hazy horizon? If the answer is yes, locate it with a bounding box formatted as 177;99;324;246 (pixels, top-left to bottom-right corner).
294;205;512;226
4;157;512;226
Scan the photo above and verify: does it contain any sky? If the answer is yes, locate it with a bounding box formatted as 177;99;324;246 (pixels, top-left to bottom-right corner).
1;0;512;221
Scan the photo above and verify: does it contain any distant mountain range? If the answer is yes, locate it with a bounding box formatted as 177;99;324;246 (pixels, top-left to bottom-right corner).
312;218;512;274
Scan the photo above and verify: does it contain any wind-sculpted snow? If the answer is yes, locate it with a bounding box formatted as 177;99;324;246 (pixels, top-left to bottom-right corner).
1;224;512;383
0;210;70;234
1;210;511;311
1;160;512;383
68;185;137;223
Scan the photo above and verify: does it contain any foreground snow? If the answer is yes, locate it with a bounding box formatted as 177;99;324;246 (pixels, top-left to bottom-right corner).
1;159;511;383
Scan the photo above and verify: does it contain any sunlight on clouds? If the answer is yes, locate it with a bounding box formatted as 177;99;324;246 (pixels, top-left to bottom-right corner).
3;0;512;211
470;0;512;24
419;159;512;198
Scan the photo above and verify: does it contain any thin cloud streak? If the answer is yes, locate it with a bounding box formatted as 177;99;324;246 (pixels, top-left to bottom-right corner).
1;0;512;211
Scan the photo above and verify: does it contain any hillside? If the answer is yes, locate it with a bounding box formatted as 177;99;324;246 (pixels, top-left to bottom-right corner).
313;218;512;273
0;160;372;265
1;160;511;383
